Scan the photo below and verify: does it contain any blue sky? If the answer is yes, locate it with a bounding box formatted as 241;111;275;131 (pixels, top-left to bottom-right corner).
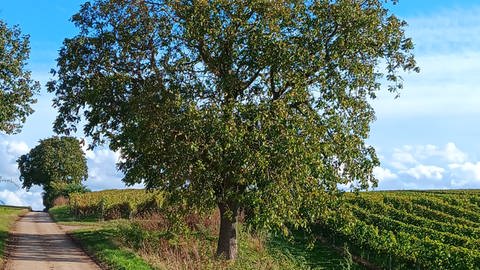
1;1;480;209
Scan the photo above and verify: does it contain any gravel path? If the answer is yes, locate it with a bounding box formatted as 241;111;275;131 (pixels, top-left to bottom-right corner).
4;211;101;270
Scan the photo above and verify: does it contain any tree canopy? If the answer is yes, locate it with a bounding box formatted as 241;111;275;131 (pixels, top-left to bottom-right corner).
17;136;88;209
48;0;418;259
0;19;39;134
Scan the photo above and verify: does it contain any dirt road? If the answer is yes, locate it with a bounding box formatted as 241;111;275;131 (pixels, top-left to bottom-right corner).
4;211;100;270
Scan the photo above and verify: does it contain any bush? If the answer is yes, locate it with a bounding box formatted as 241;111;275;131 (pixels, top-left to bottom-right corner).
44;182;90;209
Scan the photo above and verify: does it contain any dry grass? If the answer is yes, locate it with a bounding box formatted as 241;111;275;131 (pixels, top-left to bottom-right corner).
52;204;316;270
114;208;304;270
53;196;69;207
247;234;265;253
137;236;229;270
116;210;229;270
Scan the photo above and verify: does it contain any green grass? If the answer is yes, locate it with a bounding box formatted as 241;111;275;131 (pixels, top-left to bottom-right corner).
232;232;309;270
266;232;364;270
50;205;154;270
51;205;360;270
49;204;101;224
0;206;29;267
61;189;370;269
72;228;154;270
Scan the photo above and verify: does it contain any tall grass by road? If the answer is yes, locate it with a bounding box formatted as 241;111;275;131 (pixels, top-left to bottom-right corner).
0;206;29;268
50;203;360;270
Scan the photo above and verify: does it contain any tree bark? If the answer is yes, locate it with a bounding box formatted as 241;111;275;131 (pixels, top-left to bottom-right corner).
216;202;239;260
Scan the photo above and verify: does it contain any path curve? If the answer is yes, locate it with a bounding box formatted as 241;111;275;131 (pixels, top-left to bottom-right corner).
4;211;101;270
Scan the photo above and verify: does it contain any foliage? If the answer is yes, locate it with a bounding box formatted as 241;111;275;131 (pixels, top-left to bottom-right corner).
48;0;418;258
0;19;39;134
317;190;480;270
341;243;354;270
45;182;90;209
268;231;364;270
17;136;88;209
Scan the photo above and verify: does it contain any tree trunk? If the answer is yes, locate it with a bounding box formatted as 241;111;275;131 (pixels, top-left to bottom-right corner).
216;202;239;260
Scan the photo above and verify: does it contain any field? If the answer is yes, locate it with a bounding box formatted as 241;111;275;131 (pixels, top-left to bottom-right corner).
69;189;165;220
319;190;480;269
62;189;480;269
0;206;30;267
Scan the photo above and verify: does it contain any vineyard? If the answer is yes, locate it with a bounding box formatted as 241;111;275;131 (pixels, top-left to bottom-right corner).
70;189;164;220
318;190;480;269
68;189;480;269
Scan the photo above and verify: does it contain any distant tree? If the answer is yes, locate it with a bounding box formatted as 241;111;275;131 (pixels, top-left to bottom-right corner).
48;0;418;259
17;136;88;209
0;19;39;134
43;181;90;209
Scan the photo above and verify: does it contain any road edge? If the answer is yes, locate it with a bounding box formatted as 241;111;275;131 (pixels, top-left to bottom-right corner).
2;210;30;270
48;211;107;270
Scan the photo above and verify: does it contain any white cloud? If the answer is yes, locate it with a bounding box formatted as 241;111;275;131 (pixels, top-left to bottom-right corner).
391;147;417;170
449;162;480;181
392;148;417;163
444;143;468;163
0;189;43;210
376;141;480;189
0;138;44;210
81;141;96;160
0;190;23;206
5;141;30;156
373;167;398;181
83;147;142;191
373;54;480;119
372;6;480;119
412;143;467;163
0;139;30;180
389;143;467;170
402;165;445;180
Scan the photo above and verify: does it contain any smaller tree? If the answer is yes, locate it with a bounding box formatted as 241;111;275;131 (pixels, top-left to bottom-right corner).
0;19;39;134
17;136;88;209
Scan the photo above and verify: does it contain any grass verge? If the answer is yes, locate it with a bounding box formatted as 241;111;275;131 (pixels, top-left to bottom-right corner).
268;231;365;270
72;227;154;270
50;205;154;270
51;205;360;270
0;206;29;268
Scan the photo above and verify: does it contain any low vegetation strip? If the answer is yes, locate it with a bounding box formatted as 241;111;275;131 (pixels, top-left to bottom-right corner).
0;206;29;267
62;189;480;269
50;206;154;270
71;228;154;270
53;190;362;270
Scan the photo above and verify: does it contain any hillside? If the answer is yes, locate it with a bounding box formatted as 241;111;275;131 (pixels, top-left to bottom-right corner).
320;190;480;269
51;189;480;269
